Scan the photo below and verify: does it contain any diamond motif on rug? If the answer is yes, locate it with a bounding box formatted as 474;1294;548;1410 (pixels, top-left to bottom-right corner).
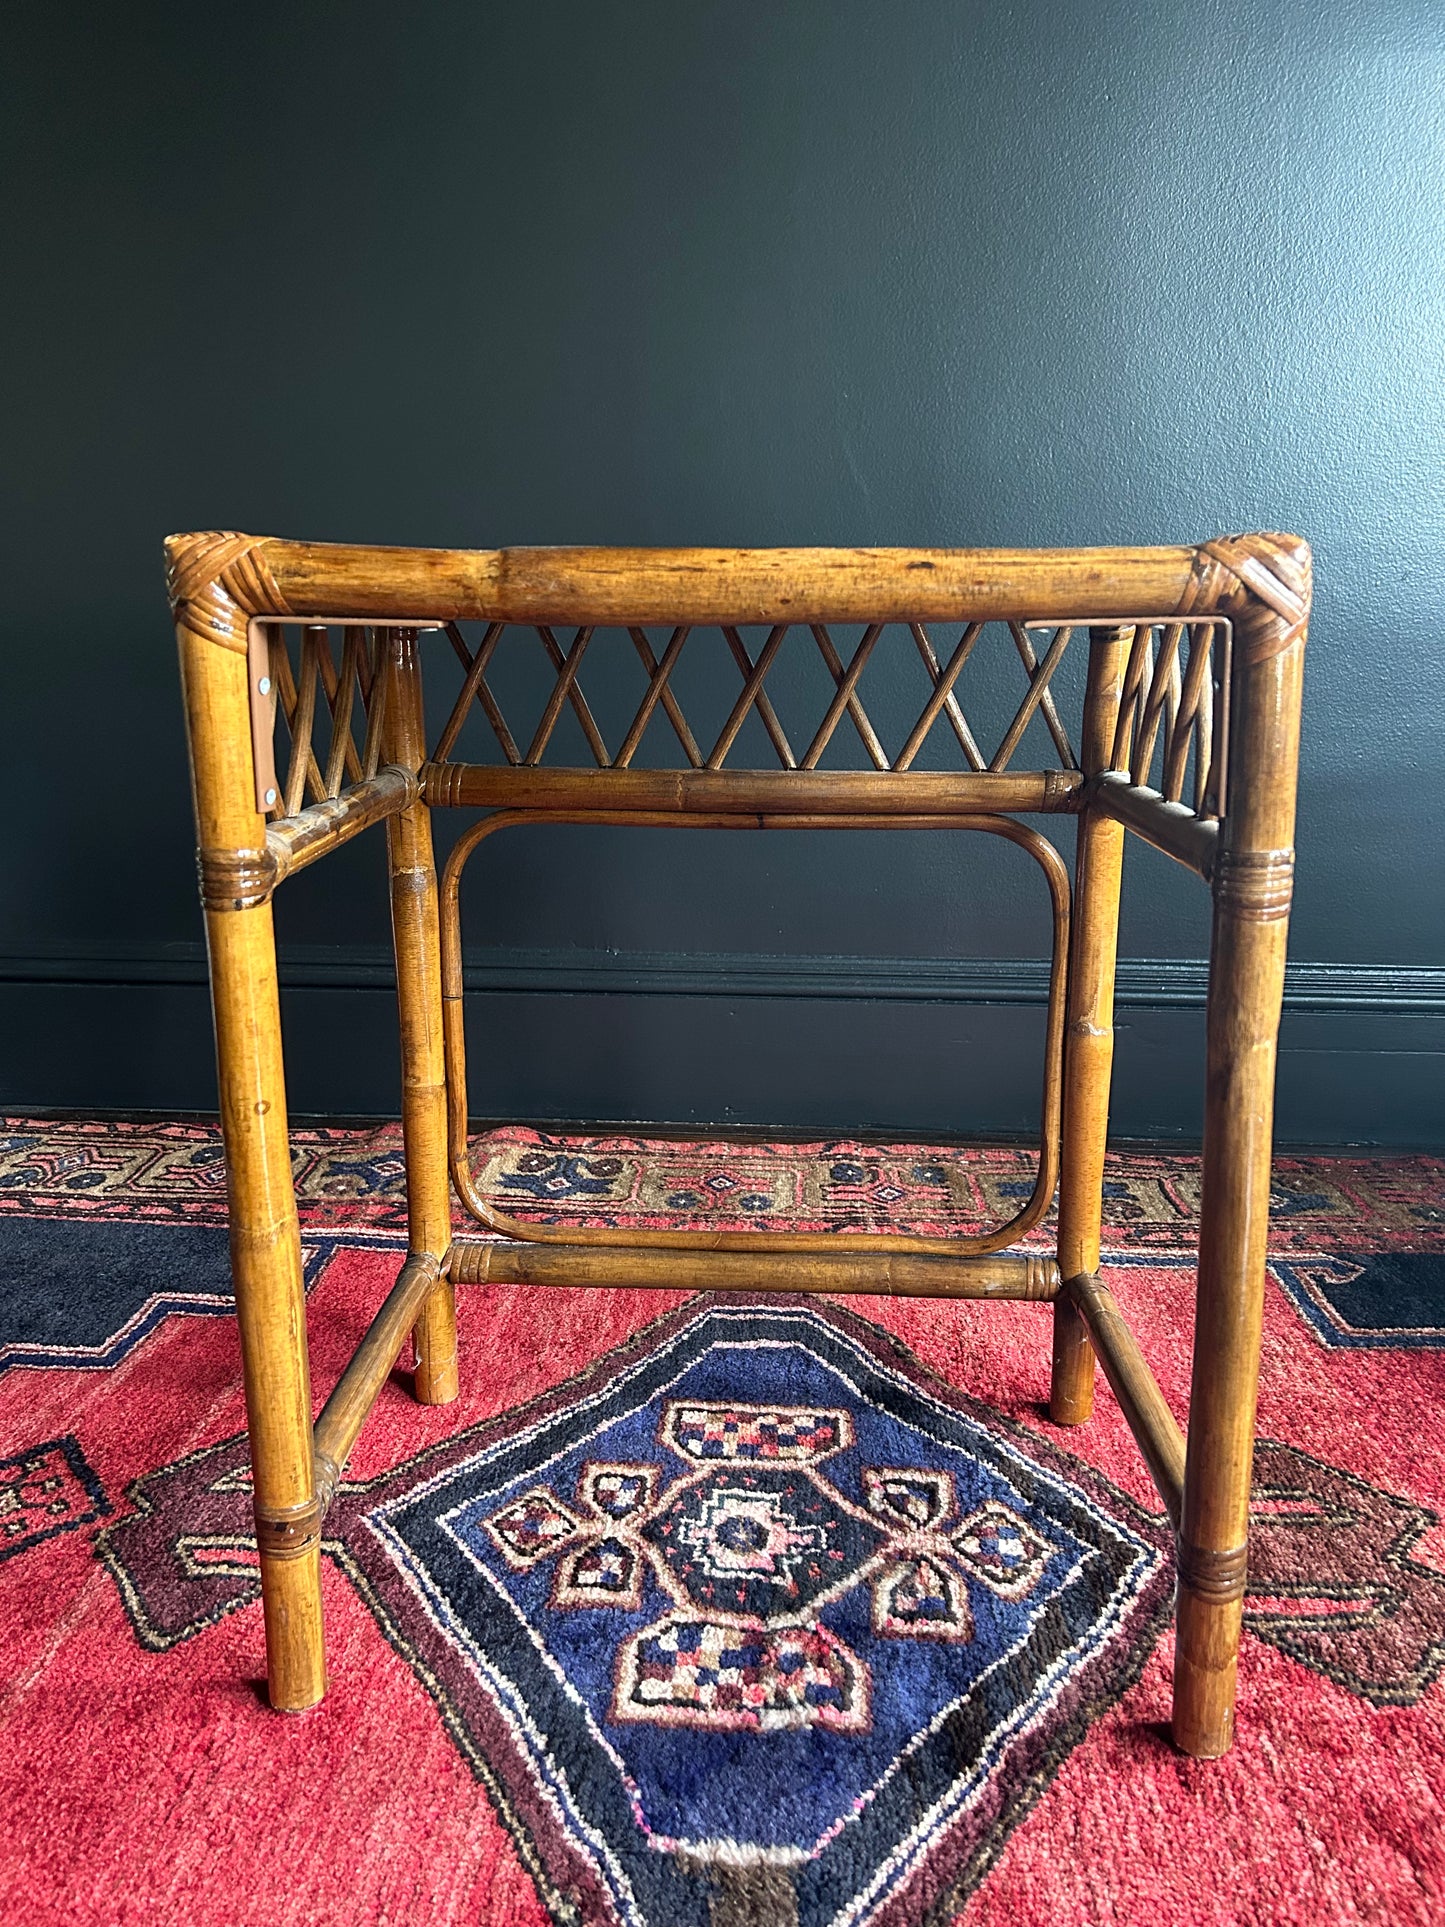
348;1299;1171;1926
643;1458;882;1621
0;1435;109;1562
952;1498;1055;1600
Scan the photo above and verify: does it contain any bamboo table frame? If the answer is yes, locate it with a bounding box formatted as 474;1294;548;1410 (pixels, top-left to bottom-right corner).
168;530;1309;1758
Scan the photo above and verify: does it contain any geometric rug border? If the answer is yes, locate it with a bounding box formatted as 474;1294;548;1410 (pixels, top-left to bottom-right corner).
1267;1253;1445;1350
0;1231;396;1376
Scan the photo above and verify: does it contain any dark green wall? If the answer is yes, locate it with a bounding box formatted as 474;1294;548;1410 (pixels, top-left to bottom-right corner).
3;2;1443;1144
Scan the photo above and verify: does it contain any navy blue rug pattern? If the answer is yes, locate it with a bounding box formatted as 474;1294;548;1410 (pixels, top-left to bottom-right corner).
0;1433;109;1563
0;1218;357;1373
1271;1252;1445;1350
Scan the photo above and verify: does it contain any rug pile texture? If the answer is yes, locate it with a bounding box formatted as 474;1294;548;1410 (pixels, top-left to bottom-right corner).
0;1118;1442;1926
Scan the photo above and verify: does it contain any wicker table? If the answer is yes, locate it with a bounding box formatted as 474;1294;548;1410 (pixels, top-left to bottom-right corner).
168;531;1308;1757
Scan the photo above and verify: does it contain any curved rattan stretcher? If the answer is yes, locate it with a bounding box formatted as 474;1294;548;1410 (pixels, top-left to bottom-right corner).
168;530;1309;1759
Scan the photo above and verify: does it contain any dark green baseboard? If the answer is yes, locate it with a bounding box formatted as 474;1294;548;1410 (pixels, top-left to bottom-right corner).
1;946;1441;1148
5;941;1443;1014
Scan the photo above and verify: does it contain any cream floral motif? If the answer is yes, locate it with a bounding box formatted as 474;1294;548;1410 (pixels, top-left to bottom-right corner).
478;1400;1058;1730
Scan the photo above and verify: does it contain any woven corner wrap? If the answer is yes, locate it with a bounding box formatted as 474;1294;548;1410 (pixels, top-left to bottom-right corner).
166;531;291;653
1176;533;1311;664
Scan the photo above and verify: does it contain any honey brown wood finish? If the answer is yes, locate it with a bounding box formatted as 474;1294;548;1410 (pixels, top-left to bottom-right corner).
172;541;326;1713
379;627;458;1406
448;1241;1061;1298
1174;542;1309;1757
167;530;1309;1756
1051;625;1132;1425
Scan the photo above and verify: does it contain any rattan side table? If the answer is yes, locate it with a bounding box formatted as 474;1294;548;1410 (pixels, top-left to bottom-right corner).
168;531;1308;1757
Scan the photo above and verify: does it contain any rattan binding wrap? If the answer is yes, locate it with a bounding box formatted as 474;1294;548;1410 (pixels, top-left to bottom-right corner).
1178;532;1311;662
1176;1539;1251;1606
1212;847;1295;920
166;530;291;651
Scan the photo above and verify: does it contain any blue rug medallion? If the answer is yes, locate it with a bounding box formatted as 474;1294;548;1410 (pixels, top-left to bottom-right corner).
350;1299;1172;1926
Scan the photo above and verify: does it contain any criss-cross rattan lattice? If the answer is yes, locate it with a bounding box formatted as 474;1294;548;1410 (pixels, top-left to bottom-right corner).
431;617;1089;773
262;614;1224;816
256;624;389;817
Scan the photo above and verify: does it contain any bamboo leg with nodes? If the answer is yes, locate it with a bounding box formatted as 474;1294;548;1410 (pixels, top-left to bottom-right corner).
1051;626;1132;1424
174;580;326;1712
381;627;459;1403
207;902;327;1706
1172;557;1308;1757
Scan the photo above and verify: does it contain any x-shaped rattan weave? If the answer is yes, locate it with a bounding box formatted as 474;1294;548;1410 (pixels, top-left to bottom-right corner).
417;619;1107;777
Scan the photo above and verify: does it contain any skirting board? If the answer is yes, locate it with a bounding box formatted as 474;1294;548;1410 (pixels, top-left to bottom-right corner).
3;943;1443;1013
1;946;1441;1147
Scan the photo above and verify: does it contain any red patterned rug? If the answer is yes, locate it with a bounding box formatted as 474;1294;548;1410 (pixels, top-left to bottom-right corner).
0;1117;1442;1925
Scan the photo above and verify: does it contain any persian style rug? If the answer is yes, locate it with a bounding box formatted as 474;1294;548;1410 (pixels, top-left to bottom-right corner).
1;1118;1442;1926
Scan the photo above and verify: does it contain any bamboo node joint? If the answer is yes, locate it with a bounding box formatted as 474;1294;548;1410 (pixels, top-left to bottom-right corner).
198;845;281;911
1212;847;1294;920
312;1450;341;1516
1176;1538;1249;1604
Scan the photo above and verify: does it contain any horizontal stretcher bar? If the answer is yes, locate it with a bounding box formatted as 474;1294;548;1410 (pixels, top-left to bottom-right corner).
268;766;417;881
199;767;420;909
421;764;1083;814
448;1239;1061;1299
1086;771;1220;880
251;541;1207;626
